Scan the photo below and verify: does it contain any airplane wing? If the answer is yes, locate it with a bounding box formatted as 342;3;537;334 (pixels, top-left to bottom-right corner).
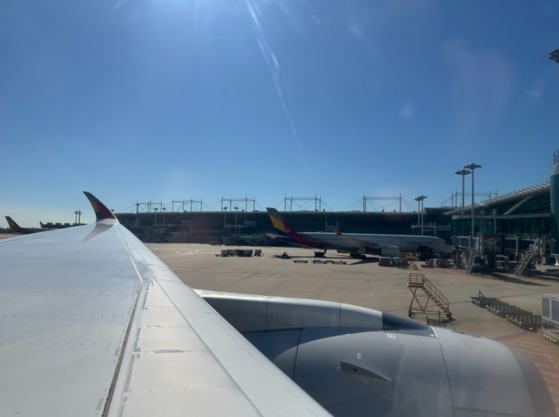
334;230;382;250
0;192;331;417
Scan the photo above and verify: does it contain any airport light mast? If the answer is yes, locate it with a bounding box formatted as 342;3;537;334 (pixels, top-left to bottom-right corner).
414;195;427;235
234;206;239;238
455;169;471;214
550;50;559;256
464;163;482;241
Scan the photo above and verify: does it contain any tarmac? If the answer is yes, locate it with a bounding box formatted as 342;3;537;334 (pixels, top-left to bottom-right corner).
148;243;559;414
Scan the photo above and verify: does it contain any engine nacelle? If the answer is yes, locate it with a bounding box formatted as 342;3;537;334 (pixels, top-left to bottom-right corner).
380;245;400;257
246;328;554;417
198;290;556;417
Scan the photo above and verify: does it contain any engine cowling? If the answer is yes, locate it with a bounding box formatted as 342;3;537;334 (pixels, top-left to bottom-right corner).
198;290;556;417
246;327;554;417
380;245;400;257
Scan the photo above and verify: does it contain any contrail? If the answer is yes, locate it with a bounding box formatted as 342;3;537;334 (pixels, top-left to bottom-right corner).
245;0;301;150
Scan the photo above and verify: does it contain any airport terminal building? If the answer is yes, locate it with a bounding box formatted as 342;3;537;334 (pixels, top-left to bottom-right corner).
116;151;559;266
116;207;452;245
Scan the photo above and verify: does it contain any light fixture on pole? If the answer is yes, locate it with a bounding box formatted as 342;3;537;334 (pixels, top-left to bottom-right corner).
455;169;471;214
464;163;482;239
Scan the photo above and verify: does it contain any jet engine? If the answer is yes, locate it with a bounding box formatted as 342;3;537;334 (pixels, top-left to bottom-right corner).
380;245;400;257
198;290;556;417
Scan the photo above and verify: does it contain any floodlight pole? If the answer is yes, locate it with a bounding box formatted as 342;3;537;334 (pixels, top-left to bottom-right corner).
455;169;471;214
234;206;239;237
464;163;482;242
414;195;427;235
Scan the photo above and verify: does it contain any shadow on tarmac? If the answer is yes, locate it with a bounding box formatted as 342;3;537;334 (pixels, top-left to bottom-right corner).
484;272;549;287
271;252;380;265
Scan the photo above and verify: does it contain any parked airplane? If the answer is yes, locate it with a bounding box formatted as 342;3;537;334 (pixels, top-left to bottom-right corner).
267;207;453;258
0;193;554;417
5;216;50;234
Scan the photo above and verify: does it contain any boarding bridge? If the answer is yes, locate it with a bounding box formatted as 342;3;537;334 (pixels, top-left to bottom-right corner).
456;235;548;275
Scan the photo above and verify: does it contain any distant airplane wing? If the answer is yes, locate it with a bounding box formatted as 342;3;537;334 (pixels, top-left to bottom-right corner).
334;230;382;250
0;192;330;417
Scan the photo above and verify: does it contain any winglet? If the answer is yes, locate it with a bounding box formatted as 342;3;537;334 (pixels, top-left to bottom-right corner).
334;229;343;236
83;192;117;222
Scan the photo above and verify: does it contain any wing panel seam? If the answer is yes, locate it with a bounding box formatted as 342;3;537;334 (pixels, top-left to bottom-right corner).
102;226;145;417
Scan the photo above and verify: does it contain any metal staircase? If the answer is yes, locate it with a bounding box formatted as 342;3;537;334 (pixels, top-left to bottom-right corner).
465;235;487;274
514;239;543;276
407;273;452;319
515;252;534;276
465;250;476;274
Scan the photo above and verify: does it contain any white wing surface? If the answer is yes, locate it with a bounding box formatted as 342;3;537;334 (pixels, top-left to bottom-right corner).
0;193;330;417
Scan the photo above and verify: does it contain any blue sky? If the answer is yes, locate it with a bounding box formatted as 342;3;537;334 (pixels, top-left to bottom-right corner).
1;0;559;227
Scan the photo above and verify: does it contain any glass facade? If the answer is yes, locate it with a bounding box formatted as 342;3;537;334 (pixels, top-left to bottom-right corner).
451;182;552;240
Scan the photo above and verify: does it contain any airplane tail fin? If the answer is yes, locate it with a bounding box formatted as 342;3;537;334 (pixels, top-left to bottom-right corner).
266;208;315;248
5;216;29;234
267;208;291;235
83;192;117;222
